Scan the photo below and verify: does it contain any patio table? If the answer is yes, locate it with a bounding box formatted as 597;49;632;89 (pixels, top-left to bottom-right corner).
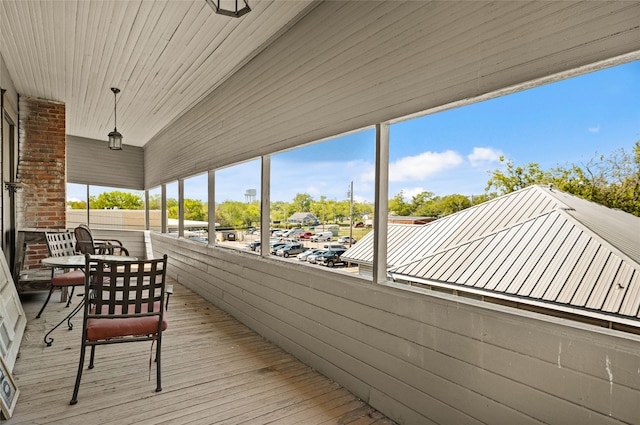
41;254;138;346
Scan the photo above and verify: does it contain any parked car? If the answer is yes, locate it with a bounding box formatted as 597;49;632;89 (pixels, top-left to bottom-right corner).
276;243;306;258
323;243;346;250
316;249;347;267
269;241;288;254
354;221;364;228
337;236;356;244
246;241;261;251
306;250;327;264
286;228;304;238
219;230;237;241
310;231;332;242
297;248;323;261
296;231;314;239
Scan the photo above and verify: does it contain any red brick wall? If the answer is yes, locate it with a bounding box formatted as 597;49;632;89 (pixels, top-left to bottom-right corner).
17;96;66;269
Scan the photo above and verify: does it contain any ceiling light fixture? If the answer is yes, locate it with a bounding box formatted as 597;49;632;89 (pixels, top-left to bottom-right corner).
108;87;123;150
205;0;251;18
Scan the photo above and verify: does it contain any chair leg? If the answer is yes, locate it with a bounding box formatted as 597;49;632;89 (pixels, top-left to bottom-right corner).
155;336;162;392
70;344;87;405
88;346;96;369
65;286;76;308
35;287;56;319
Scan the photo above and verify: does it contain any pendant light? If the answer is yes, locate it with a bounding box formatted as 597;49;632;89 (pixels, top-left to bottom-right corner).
205;0;251;18
108;87;123;150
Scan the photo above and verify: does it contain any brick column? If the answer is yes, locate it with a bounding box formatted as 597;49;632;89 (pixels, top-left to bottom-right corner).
16;96;66;270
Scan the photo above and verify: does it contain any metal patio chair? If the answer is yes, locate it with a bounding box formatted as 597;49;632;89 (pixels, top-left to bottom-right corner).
70;254;169;405
73;224;129;256
36;231;86;319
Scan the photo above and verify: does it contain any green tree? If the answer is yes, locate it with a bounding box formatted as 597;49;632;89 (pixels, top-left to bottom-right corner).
410;191;435;213
332;200;351;223
166;198;179;219
270;201;291;226
486;142;640;216
90;191;144;209
434;194;472;216
486;156;549;194
243;201;261;228
389;191;413;216
353;201;374;221
184;199;207;221
216;201;246;228
550;141;640;215
148;194;161;210
67;200;87;209
292;193;313;212
310;196;327;224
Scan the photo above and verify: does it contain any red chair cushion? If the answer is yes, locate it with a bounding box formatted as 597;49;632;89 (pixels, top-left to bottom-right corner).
86;302;167;341
51;269;85;286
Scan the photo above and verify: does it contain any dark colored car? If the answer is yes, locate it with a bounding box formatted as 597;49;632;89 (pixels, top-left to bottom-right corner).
247;241;261;251
316;249;347;267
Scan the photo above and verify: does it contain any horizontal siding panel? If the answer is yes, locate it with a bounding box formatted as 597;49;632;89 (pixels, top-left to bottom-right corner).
89;229;146;259
67;135;144;189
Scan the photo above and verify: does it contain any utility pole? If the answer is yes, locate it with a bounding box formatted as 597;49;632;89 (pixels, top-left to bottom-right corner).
348;181;354;247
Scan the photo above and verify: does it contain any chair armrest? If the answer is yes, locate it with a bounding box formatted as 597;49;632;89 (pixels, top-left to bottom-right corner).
95;240;130;256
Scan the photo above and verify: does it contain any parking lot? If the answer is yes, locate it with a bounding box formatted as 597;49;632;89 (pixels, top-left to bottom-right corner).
218;234;359;273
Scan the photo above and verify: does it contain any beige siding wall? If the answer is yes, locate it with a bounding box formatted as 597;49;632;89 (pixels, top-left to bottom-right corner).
67;135;144;189
144;1;640;188
152;233;640;424
89;229;147;260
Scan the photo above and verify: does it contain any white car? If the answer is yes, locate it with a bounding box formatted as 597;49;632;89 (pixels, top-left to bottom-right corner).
297;249;323;261
306;250;327;264
310;231;332;242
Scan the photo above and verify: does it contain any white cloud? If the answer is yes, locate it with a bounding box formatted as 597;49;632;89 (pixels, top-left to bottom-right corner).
399;187;426;200
588;125;601;133
389;150;463;182
467;147;502;167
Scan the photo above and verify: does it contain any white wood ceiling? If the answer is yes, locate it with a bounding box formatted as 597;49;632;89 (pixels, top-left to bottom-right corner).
0;0;315;147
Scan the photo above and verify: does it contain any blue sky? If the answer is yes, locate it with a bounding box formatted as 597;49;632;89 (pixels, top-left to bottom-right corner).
70;60;639;204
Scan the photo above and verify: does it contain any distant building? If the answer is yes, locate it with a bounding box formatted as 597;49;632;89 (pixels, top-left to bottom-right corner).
287;212;319;226
343;185;640;333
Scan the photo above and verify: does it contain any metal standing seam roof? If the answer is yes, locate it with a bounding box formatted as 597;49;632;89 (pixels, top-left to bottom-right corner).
343;185;640;326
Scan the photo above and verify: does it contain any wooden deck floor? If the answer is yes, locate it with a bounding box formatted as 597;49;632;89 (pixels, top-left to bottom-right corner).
7;280;395;425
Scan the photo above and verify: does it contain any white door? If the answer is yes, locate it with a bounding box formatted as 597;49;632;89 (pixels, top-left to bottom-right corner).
0;249;25;371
